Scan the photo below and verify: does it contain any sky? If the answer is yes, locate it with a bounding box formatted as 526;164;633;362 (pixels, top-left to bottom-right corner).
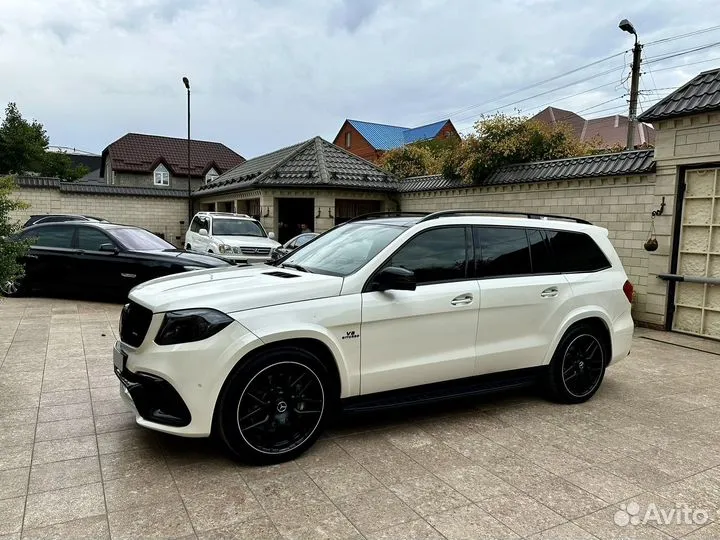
2;0;720;159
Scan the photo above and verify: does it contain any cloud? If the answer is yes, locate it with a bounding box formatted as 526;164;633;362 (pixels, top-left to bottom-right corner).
0;0;719;157
329;0;384;33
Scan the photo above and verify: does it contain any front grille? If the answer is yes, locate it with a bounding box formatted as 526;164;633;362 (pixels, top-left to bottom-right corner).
119;302;153;347
240;247;271;255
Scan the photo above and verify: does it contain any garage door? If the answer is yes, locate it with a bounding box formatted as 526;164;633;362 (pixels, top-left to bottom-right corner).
673;167;720;338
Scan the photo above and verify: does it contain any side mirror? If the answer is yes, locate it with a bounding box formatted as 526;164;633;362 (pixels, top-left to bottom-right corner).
268;231;276;239
99;243;119;254
198;228;209;237
371;266;416;292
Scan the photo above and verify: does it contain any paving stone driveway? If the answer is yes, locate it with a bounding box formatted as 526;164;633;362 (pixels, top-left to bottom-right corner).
2;297;720;539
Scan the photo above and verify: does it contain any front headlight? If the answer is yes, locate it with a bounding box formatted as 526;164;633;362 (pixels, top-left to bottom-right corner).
154;309;233;345
218;244;233;254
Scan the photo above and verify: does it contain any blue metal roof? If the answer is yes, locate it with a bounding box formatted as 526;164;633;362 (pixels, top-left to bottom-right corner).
347;119;449;151
403;120;449;145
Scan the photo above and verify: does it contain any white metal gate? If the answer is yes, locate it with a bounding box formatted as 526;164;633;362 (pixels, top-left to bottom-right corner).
673;167;720;338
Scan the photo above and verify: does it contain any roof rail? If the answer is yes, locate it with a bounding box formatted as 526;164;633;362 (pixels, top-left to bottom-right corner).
343;211;429;224
418;210;592;225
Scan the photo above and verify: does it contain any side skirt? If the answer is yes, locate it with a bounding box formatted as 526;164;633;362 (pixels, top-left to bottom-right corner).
341;367;544;413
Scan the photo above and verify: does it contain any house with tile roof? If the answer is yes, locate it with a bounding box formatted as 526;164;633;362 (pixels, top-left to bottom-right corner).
100;133;245;192
332;119;459;162
531;106;655;148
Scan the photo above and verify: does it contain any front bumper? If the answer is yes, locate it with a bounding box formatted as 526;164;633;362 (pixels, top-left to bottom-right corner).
221;253;271;264
113;318;261;437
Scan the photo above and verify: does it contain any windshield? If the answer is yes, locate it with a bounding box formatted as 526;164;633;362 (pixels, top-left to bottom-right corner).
212;218;266;237
280;223;405;276
111;228;175;251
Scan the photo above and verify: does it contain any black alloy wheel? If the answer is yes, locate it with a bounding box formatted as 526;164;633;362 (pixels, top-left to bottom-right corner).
237;361;324;454
560;334;604;398
216;346;334;464
545;323;607;404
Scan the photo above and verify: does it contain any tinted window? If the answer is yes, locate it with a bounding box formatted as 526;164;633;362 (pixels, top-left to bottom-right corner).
527;229;553;274
190;217;202;233
388;227;468;284
24;226;75;248
545;230;611;272
77;228;114;251
475;227;531;277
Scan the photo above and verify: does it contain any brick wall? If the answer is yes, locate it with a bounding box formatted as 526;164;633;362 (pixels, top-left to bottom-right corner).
111;171;203;191
333;123;381;162
399;174;659;325
10;187;188;247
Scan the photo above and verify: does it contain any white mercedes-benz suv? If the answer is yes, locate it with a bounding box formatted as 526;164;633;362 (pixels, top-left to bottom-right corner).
184;211;280;264
114;210;634;464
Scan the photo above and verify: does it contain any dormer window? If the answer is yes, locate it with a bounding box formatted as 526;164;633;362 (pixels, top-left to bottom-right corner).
205;168;219;184
154;164;170;186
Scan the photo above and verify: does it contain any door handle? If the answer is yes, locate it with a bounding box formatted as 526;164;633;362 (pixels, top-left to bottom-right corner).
26;254;39;259
540;287;559;298
451;293;474;306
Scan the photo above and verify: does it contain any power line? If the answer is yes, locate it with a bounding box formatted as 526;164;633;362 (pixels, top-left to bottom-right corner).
453;64;624;123
649;56;720;73
645;41;720;64
645;24;720;46
423;49;628;122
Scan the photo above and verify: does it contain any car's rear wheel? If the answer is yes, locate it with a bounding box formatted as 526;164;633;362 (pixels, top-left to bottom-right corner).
0;278;25;298
185;243;191;250
545;323;607;404
216;346;334;464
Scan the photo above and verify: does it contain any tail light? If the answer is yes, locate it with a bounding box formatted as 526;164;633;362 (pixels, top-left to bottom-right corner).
623;280;634;303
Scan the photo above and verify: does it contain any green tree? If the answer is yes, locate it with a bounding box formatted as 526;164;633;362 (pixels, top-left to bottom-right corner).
0;176;29;296
40;151;90;181
378;137;458;178
0;103;48;174
0;103;88;180
442;114;600;184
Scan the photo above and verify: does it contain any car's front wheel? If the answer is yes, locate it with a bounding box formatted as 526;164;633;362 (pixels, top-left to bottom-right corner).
545;323;608;404
0;278;25;298
216;346;334;464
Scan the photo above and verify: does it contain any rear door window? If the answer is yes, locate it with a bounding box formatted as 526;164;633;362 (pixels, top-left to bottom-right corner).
23;226;75;248
474;226;531;277
545;230;611;272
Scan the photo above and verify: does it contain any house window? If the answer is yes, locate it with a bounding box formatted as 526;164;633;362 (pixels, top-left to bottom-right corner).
205;168;219;184
345;132;351;148
154;164;170;186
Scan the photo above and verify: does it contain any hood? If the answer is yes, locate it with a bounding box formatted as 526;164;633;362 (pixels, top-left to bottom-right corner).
128;264;343;313
132;249;233;267
213;235;280;248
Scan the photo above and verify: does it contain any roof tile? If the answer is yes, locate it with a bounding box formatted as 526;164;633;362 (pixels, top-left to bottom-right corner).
638;68;720;122
103;133;245;177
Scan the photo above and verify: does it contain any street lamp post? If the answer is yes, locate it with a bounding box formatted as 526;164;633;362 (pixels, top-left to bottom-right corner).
182;76;192;225
619;19;642;150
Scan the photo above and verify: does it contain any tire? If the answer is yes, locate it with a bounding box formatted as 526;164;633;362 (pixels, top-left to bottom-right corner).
0;278;26;298
185;244;191;250
545;323;608;404
216;346;335;464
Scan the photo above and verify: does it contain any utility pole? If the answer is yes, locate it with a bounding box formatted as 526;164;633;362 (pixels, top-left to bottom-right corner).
619;19;642;150
182;76;192;225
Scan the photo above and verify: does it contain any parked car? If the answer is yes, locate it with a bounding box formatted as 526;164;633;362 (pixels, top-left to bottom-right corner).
184;211;280;264
1;222;234;299
269;232;319;260
114;210;634;464
23;214;108;228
